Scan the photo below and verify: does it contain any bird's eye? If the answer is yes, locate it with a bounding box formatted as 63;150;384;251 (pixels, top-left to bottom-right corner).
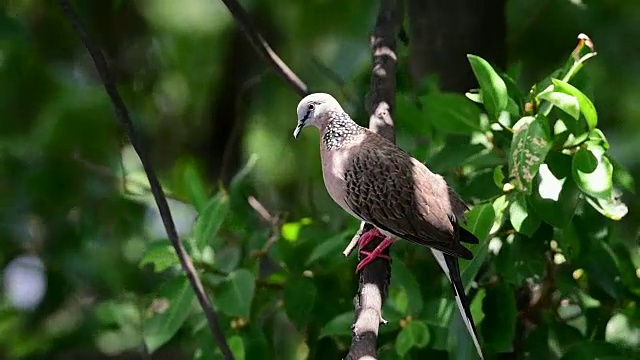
307;103;315;111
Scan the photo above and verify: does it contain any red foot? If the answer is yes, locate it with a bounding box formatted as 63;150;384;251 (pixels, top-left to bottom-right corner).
358;227;381;248
356;228;394;273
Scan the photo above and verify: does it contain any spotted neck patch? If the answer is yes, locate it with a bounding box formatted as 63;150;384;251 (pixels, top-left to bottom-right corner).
322;111;365;150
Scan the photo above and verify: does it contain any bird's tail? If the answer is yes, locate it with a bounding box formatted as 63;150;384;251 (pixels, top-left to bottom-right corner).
430;249;484;359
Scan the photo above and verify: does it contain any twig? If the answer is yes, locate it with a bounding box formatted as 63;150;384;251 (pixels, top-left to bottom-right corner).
56;1;234;359
218;0;309;97
250;214;282;259
247;195;274;223
343;222;365;257
247;196;282;258
73;154;190;203
346;1;402;359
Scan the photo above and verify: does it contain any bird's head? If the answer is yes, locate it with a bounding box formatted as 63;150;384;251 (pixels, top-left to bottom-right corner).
293;93;343;138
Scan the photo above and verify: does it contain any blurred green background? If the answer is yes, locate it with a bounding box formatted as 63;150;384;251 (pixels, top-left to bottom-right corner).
0;0;638;359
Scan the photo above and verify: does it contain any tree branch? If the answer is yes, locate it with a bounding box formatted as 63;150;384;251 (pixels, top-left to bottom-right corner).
219;0;309;97
346;1;402;359
56;1;234;359
216;1;401;358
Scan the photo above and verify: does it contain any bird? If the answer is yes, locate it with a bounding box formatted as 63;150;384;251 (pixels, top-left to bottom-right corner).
292;92;484;359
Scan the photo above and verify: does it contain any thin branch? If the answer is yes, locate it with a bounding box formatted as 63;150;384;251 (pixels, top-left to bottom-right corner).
73;154;190;203
219;0;309;97
56;1;234;359
346;1;402;359
247;195;274;223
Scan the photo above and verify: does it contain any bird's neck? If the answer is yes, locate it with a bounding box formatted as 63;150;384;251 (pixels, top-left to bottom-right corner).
320;112;365;151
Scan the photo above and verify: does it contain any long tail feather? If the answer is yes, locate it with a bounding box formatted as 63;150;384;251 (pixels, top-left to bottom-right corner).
430;249;484;359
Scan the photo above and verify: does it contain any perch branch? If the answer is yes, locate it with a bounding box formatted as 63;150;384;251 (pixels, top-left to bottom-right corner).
346;0;402;359
219;0;309;97
56;1;234;359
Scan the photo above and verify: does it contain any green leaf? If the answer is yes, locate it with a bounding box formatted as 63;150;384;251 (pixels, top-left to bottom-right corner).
395;321;430;357
396;94;431;135
183;162;209;211
586;128;609;150
553;114;589;149
283;277;317;328
0;13;27;45
319;312;353;338
585;242;626;300
495;234;546;285
558;221;581;260
528;155;581;228
422;297;455;327
228;335;246;360
560;341;622;360
508;115;552;193
490;194;510;234
95;300;141;328
143;278;195;353
605;311;640;349
465;91;482;104
508;194;541;237
270;310;304;358
572;146;613;199
551;79;597;130
420;92;483;134
389;286;409;315
585;192;628;220
426;137;486;174
460;203;495;290
389;259;423;316
462;203;496;242
193;192;230;249
481;282;516;352
243;325;270;360
214;244;241;273
305;230;351;266
467;55;509;119
139;241;179;272
214;269;255;318
281;218;312;242
537;91;580;119
493;165;505;188
195;333;246;360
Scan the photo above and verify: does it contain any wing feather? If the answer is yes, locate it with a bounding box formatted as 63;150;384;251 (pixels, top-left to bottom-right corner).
342;132;476;259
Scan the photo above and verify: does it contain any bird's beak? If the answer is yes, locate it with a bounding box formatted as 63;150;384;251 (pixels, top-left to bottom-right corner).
293;122;304;139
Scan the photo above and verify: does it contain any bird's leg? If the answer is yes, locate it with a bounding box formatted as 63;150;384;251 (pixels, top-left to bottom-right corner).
356;231;393;273
358;227;382;248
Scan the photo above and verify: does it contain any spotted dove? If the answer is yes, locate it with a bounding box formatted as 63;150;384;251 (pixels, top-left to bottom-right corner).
293;93;484;359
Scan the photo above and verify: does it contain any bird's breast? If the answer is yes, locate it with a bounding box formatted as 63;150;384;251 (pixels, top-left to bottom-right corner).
320;148;360;219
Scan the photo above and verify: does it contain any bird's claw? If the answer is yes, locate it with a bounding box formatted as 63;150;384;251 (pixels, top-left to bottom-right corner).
356;233;394;273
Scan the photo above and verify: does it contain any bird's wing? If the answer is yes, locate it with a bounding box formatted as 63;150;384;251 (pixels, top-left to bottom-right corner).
342;132;474;259
341;131;483;358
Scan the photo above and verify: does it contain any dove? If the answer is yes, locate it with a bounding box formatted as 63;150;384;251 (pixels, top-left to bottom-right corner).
292;93;484;359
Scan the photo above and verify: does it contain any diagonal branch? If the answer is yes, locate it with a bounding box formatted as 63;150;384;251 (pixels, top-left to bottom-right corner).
219;0;309;97
346;0;402;359
56;1;234;359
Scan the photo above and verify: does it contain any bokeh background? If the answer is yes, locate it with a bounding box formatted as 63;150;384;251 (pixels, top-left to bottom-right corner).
0;0;638;359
